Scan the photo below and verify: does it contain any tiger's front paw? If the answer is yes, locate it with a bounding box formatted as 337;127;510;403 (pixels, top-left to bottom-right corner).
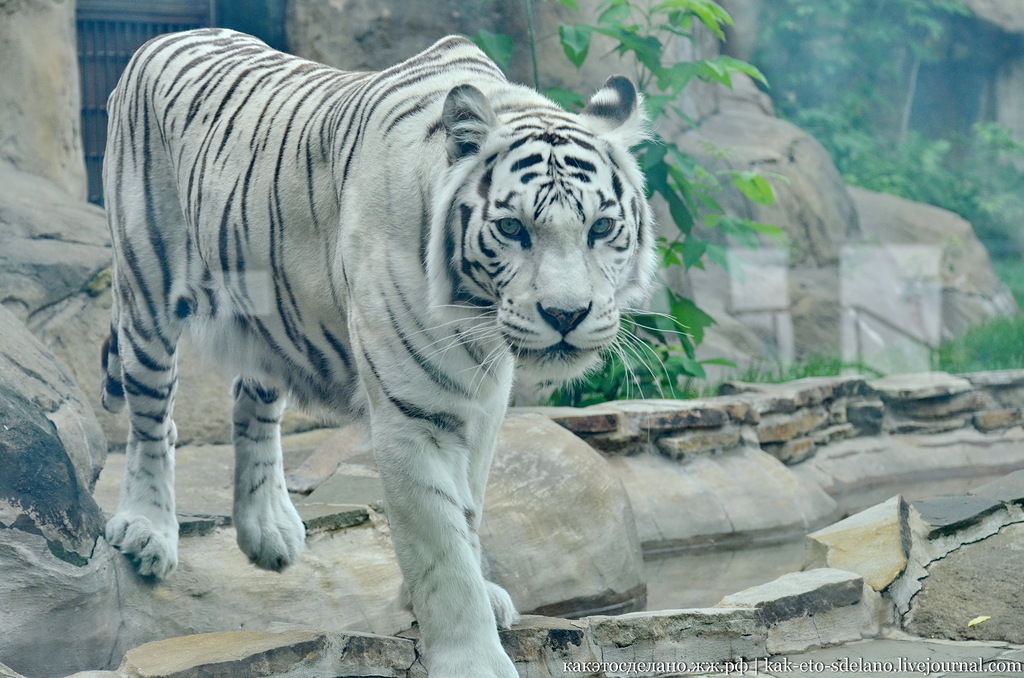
235;491;306;571
486;581;518;630
106;511;179;579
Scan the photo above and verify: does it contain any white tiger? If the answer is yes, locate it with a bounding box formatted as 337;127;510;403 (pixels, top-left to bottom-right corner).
100;28;655;676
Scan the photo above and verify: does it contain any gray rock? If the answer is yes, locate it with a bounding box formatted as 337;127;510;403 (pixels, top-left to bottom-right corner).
483;415;647;617
806;496;911;592
718;568;863;624
906;522;1024;644
608;445;837;553
0;0;86;198
587;607;766;665
911;495;1006;539
718;569;871;655
500;616;596;673
0;305;105;490
116;630;416;678
870;372;974;401
850;188;1017;340
969;469;1024;505
0;165;109;322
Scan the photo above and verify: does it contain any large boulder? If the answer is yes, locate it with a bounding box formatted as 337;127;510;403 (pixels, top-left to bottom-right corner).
0;308;126;678
0;306;105;487
483;414;646;616
0;0;86;198
847;186;1016;340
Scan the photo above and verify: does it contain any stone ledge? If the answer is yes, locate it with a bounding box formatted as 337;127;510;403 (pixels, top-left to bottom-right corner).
717;569;868;655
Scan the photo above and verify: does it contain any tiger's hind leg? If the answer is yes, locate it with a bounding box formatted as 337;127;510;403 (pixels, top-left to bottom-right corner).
231;378;306;570
104;308;183;579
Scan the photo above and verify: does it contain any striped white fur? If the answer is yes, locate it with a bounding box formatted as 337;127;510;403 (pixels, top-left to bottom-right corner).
100;29;655;677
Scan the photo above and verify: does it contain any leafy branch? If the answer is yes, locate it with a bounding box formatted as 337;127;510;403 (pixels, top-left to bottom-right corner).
470;0;783;404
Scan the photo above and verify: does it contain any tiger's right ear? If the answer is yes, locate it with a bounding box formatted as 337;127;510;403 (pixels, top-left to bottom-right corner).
442;84;497;162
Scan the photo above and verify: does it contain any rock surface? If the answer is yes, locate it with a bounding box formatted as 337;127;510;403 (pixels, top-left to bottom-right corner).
0;164;108;322
0;0;86;198
0;317;125;678
0;305;106;490
806;496;911;591
906;522;1024;644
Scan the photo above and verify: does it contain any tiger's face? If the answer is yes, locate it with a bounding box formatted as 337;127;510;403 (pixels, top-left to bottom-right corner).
433;77;656;382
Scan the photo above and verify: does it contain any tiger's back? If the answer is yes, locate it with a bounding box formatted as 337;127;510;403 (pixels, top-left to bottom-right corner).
102;29;511;419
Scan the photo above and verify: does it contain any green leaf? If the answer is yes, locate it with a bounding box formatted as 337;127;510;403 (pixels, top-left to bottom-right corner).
598;1;632;26
556;0;579;9
668;293;715;345
681;238;708;269
558;24;593;69
728;170;776;205
468;30;514;72
544;87;586;111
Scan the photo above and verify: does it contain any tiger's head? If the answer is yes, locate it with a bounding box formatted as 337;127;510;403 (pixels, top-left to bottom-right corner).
430;76;656;383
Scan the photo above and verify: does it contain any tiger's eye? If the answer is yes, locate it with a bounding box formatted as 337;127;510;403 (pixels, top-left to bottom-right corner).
496;218;524;238
590;217;614;237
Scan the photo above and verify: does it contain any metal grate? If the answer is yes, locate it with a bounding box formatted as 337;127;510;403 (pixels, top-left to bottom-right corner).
77;1;213;205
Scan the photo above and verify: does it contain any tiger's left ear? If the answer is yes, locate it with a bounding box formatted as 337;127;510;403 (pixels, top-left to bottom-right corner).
581;76;648;148
443;84;498;162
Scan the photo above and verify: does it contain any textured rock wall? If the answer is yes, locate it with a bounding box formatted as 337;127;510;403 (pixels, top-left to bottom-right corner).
0;0;86;198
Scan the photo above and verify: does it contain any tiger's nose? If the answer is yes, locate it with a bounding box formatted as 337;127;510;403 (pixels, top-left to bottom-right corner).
537;302;592;335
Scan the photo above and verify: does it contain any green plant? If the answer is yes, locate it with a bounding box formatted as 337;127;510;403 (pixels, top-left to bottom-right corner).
938;315;1024;373
470;0;782;405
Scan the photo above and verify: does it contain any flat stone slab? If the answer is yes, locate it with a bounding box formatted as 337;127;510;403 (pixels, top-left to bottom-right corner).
719;376;869;413
296;503;370;533
870;372;973;401
302;472;384;509
969;469;1024;505
509;405;622;434
770;636;1017;678
118;631;333;678
975;408;1024;432
963;369;1024;388
807;496;910;591
912;494;1005;538
587;607;766;665
718;568;863;624
117;631;418;678
176;511;230;538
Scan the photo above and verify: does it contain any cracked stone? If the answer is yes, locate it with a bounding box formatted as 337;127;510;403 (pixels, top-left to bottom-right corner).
611;399;733;430
906;522;1024;644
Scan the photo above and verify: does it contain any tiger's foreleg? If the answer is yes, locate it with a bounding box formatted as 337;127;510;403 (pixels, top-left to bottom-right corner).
373;420;518;678
231;378;306;571
104;317;182;579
